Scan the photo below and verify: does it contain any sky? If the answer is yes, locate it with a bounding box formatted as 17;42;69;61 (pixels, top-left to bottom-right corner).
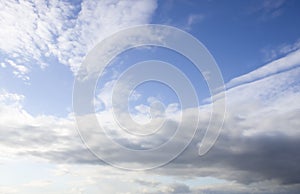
0;0;300;193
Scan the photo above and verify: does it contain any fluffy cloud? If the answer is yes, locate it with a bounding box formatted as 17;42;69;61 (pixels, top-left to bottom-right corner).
0;0;157;78
5;60;29;80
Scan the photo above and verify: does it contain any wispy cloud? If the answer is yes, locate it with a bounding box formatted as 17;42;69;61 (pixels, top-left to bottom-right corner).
261;39;300;62
5;59;29;81
226;48;300;89
185;14;204;30
247;0;287;21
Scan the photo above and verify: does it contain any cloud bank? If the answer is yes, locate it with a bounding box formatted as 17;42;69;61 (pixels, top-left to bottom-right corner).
0;49;300;193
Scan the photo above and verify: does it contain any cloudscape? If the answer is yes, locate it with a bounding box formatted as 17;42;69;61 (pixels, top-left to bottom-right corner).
0;0;300;194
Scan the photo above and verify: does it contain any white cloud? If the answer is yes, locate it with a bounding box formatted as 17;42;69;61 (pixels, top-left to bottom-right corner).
186;14;204;29
0;186;18;194
144;180;300;194
0;0;157;79
227;48;300;89
261;39;300;62
0;90;81;158
5;59;29;80
23;180;52;188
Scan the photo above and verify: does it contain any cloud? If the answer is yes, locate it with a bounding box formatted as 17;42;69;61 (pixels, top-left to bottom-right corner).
78;49;300;186
261;39;300;62
0;90;85;160
5;59;29;81
153;63;300;184
23;180;52;188
134;179;160;187
144;180;300;194
69;65;298;188
0;0;157;79
0;186;18;194
158;183;191;194
247;0;287;21
185;14;204;30
226;48;300;89
0;47;300;192
0;90;24;105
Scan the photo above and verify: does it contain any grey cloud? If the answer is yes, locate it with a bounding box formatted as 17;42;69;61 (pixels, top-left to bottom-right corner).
13;66;300;188
143;183;191;194
154;67;300;186
134;179;160;187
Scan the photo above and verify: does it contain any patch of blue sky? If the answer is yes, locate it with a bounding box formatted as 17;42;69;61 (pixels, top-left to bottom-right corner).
152;0;300;81
95;45;210;113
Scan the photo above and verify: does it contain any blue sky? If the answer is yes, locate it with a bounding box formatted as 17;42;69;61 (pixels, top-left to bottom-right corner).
0;0;300;193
